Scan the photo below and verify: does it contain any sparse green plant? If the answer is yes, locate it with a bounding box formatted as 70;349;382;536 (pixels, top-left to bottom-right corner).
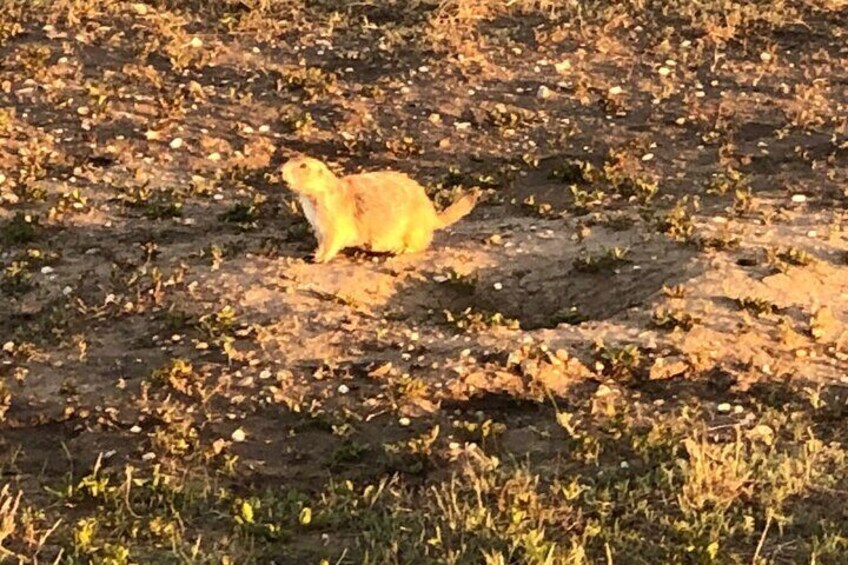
573;247;630;274
143;199;183;220
384;425;440;475
437;269;478;295
386;134;423;157
594;341;644;381
656;197;697;241
279;106;315;134
444;307;520;332
777;246;814;267
549;159;596;184
331;439;370;470
569;185;606;214
151;358;197;395
733;186;756;215
0;380;10;421
651;307;698;331
693;229;740;251
707;168;748;195
218;202;259;224
662;284;687;299
1;213;39;245
1;260;33;294
551;305;587;325
735;297;780;316
282;66;338;99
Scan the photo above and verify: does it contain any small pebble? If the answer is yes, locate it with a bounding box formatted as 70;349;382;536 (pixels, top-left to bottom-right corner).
399;417;411;427
337;384;350;395
169;137;183;149
231;428;246;442
717;402;731;413
537;85;552;99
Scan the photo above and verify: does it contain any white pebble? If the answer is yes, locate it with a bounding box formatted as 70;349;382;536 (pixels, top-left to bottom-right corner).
337;384;350;395
231;428;246;442
537;85;553;100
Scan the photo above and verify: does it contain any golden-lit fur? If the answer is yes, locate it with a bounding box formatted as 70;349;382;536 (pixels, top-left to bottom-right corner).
281;156;479;263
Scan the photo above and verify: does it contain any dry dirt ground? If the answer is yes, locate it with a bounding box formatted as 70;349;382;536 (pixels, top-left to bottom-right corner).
2;0;848;563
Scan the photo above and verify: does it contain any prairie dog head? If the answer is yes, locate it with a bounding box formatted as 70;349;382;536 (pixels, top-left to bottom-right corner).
281;156;338;196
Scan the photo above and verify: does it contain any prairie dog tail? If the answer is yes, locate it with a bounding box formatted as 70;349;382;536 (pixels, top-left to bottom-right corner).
436;190;480;229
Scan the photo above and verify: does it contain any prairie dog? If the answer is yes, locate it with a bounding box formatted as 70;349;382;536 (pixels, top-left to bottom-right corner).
281;156;479;263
